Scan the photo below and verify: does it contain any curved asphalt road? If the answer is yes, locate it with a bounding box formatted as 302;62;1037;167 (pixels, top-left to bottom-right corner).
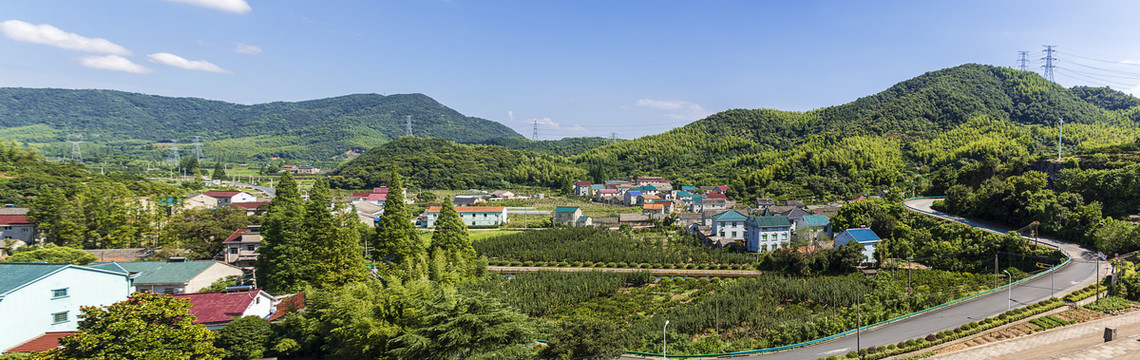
624;198;1106;360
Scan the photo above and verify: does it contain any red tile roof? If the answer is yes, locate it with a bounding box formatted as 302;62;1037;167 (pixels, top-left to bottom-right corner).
223;228;248;243
267;292;305;322
642;204;665;210
373;187;390;194
5;331;75;353
366;193;388;201
231;201;269;209
573;181;592;186
352;192;373;197
0;214;32;225
706;193;728;199
173;290;261;324
204;190;242;198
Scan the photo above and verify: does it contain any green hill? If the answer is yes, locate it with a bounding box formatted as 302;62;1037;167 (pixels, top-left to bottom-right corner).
0;88;522;161
332;64;1140;201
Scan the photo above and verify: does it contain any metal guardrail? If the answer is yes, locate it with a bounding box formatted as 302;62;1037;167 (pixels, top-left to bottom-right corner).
621;196;1074;358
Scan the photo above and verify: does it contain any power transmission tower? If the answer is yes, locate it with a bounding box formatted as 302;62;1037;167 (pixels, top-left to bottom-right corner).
168;140;181;165
610;132;617;145
192;136;204;162
405;116;413;137
67;134;83;163
1041;45;1058;82
1017;51;1031;71
532;119;539;140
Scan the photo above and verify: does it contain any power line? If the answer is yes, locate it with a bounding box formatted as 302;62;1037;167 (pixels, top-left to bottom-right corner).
1064;52;1140;67
1041;45;1058;82
1017;51;1031;71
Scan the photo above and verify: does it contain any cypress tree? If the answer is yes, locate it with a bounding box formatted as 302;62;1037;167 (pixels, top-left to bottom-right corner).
373;171;424;265
306;178;368;287
255;172;309;293
430;197;475;260
212;162;227;180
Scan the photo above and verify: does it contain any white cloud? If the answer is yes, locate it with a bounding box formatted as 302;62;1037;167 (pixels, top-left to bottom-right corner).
147;52;233;74
567;124;589;132
635;98;710;121
0;20;130;55
532;117;559;128
79;55;152;74
1120;60;1140;65
1128;84;1140;97
164;0;251;14
507;110;515;122
233;42;261;55
527;117;588;133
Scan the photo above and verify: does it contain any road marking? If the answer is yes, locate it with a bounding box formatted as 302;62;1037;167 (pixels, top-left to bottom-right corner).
822;348;849;355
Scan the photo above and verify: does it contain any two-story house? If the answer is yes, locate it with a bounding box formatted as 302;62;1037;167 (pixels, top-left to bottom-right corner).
202;191;257;207
89;258;244;295
222;226;262;267
0;263;132;354
552;207;583;226
834;227;881;264
420;206;508;228
174;288;278;330
0;211;36;249
572;181;593;197
711;210;748;240
745;215;792;252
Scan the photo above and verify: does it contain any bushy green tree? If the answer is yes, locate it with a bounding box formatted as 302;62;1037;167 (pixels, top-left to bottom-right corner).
389;290;535;359
47;292;223;360
540;316;630;360
373;171;424;265
212;162;228;181
256;172;309;293
159;207;259;259
2;245;97;265
429;197;474;259
215;316;273;360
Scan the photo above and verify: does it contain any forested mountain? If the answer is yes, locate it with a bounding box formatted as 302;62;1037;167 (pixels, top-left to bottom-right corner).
481;136;616;156
0;88;522;161
334;64;1140;204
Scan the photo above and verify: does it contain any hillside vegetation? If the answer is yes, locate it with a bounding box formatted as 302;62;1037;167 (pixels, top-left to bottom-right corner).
0;89;522;161
333;64;1140;200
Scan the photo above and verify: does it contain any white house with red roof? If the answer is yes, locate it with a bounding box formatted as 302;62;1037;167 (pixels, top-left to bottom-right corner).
173;288;278;330
0;212;36;251
572;181;593;197
203;191;257;207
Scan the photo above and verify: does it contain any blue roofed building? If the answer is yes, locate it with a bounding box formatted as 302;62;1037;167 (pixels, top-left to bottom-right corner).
623;191;644;206
552;207;583;225
834;227;882;264
0;263;132;354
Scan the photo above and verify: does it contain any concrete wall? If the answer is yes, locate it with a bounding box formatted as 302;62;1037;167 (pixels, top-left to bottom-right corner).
186;263;244;293
0;224;35;244
0;267;131;353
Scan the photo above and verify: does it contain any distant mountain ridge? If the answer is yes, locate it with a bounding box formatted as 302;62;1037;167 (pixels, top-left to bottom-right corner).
0;88;523;160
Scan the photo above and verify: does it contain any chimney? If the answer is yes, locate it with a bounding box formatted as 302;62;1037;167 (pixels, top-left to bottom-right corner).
860;225;867;229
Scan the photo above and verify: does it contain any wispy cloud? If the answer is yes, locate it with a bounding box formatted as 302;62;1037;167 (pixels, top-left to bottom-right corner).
148;52;233;74
233;42;261;55
1121;60;1140;65
507;110;515;122
635;98;710;121
527;117;588;133
0;20;130;55
80;55;152;74
164;0;251;14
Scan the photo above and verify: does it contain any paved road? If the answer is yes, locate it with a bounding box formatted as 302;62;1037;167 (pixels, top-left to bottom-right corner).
624;198;1106;360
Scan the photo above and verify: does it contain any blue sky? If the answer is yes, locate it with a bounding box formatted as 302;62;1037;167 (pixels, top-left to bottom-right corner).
3;1;1140;139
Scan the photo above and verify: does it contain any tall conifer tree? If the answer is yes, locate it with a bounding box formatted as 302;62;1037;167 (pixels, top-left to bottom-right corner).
373;171;424;264
306;178;368;287
256;172;309;293
430;197;475;260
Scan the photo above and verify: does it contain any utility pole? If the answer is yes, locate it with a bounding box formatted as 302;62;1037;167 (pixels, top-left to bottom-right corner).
907;257;912;295
1041;45;1057;82
995;253;999;289
1058;118;1064;160
856;297;862;360
405;116;413;137
1017;51;1031;71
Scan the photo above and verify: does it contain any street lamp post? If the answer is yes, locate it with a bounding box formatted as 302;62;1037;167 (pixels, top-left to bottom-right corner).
663;320;669;360
1003;270;1012;311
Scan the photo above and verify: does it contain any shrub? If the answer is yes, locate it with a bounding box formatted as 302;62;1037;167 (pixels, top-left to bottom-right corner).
617;262;629;268
926;333;937;341
866;345;877;354
846;351;858;358
905;339;916;347
999;313;1008;320
510;261;522;266
606;262;617;268
897;341;906;348
583;261;594;267
886;344;897;350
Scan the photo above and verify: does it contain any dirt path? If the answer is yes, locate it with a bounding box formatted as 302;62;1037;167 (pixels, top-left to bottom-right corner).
486;265;762;278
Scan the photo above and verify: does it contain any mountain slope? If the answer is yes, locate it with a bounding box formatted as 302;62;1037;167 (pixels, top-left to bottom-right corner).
0;88;522;160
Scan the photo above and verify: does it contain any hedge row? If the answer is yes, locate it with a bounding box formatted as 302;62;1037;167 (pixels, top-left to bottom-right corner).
486;259;755;270
1062;277;1112;303
817;297;1066;360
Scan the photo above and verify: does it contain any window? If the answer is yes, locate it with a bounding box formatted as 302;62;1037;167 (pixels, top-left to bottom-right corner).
52;311;68;324
230;248;238;254
52;288;68;299
731;231;737;237
246;245;256;251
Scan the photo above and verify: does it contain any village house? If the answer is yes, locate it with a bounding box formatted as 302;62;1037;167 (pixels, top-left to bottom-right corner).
572;181;593;197
711;210;748;240
552;207;583;226
745;216;793;252
642;203;666;216
490;190;516;199
700;185;730;194
230;201;269;216
453;196;487;207
352;201;384;226
0;263;132;354
834;227;882;264
420;206;507;228
593;189;621;204
635;176;672;188
0;209;36;253
173;288;278;330
618;213;654;227
623;190;644;206
88;259;244;295
202;190;257;207
796;215;834;240
222;226;262;267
